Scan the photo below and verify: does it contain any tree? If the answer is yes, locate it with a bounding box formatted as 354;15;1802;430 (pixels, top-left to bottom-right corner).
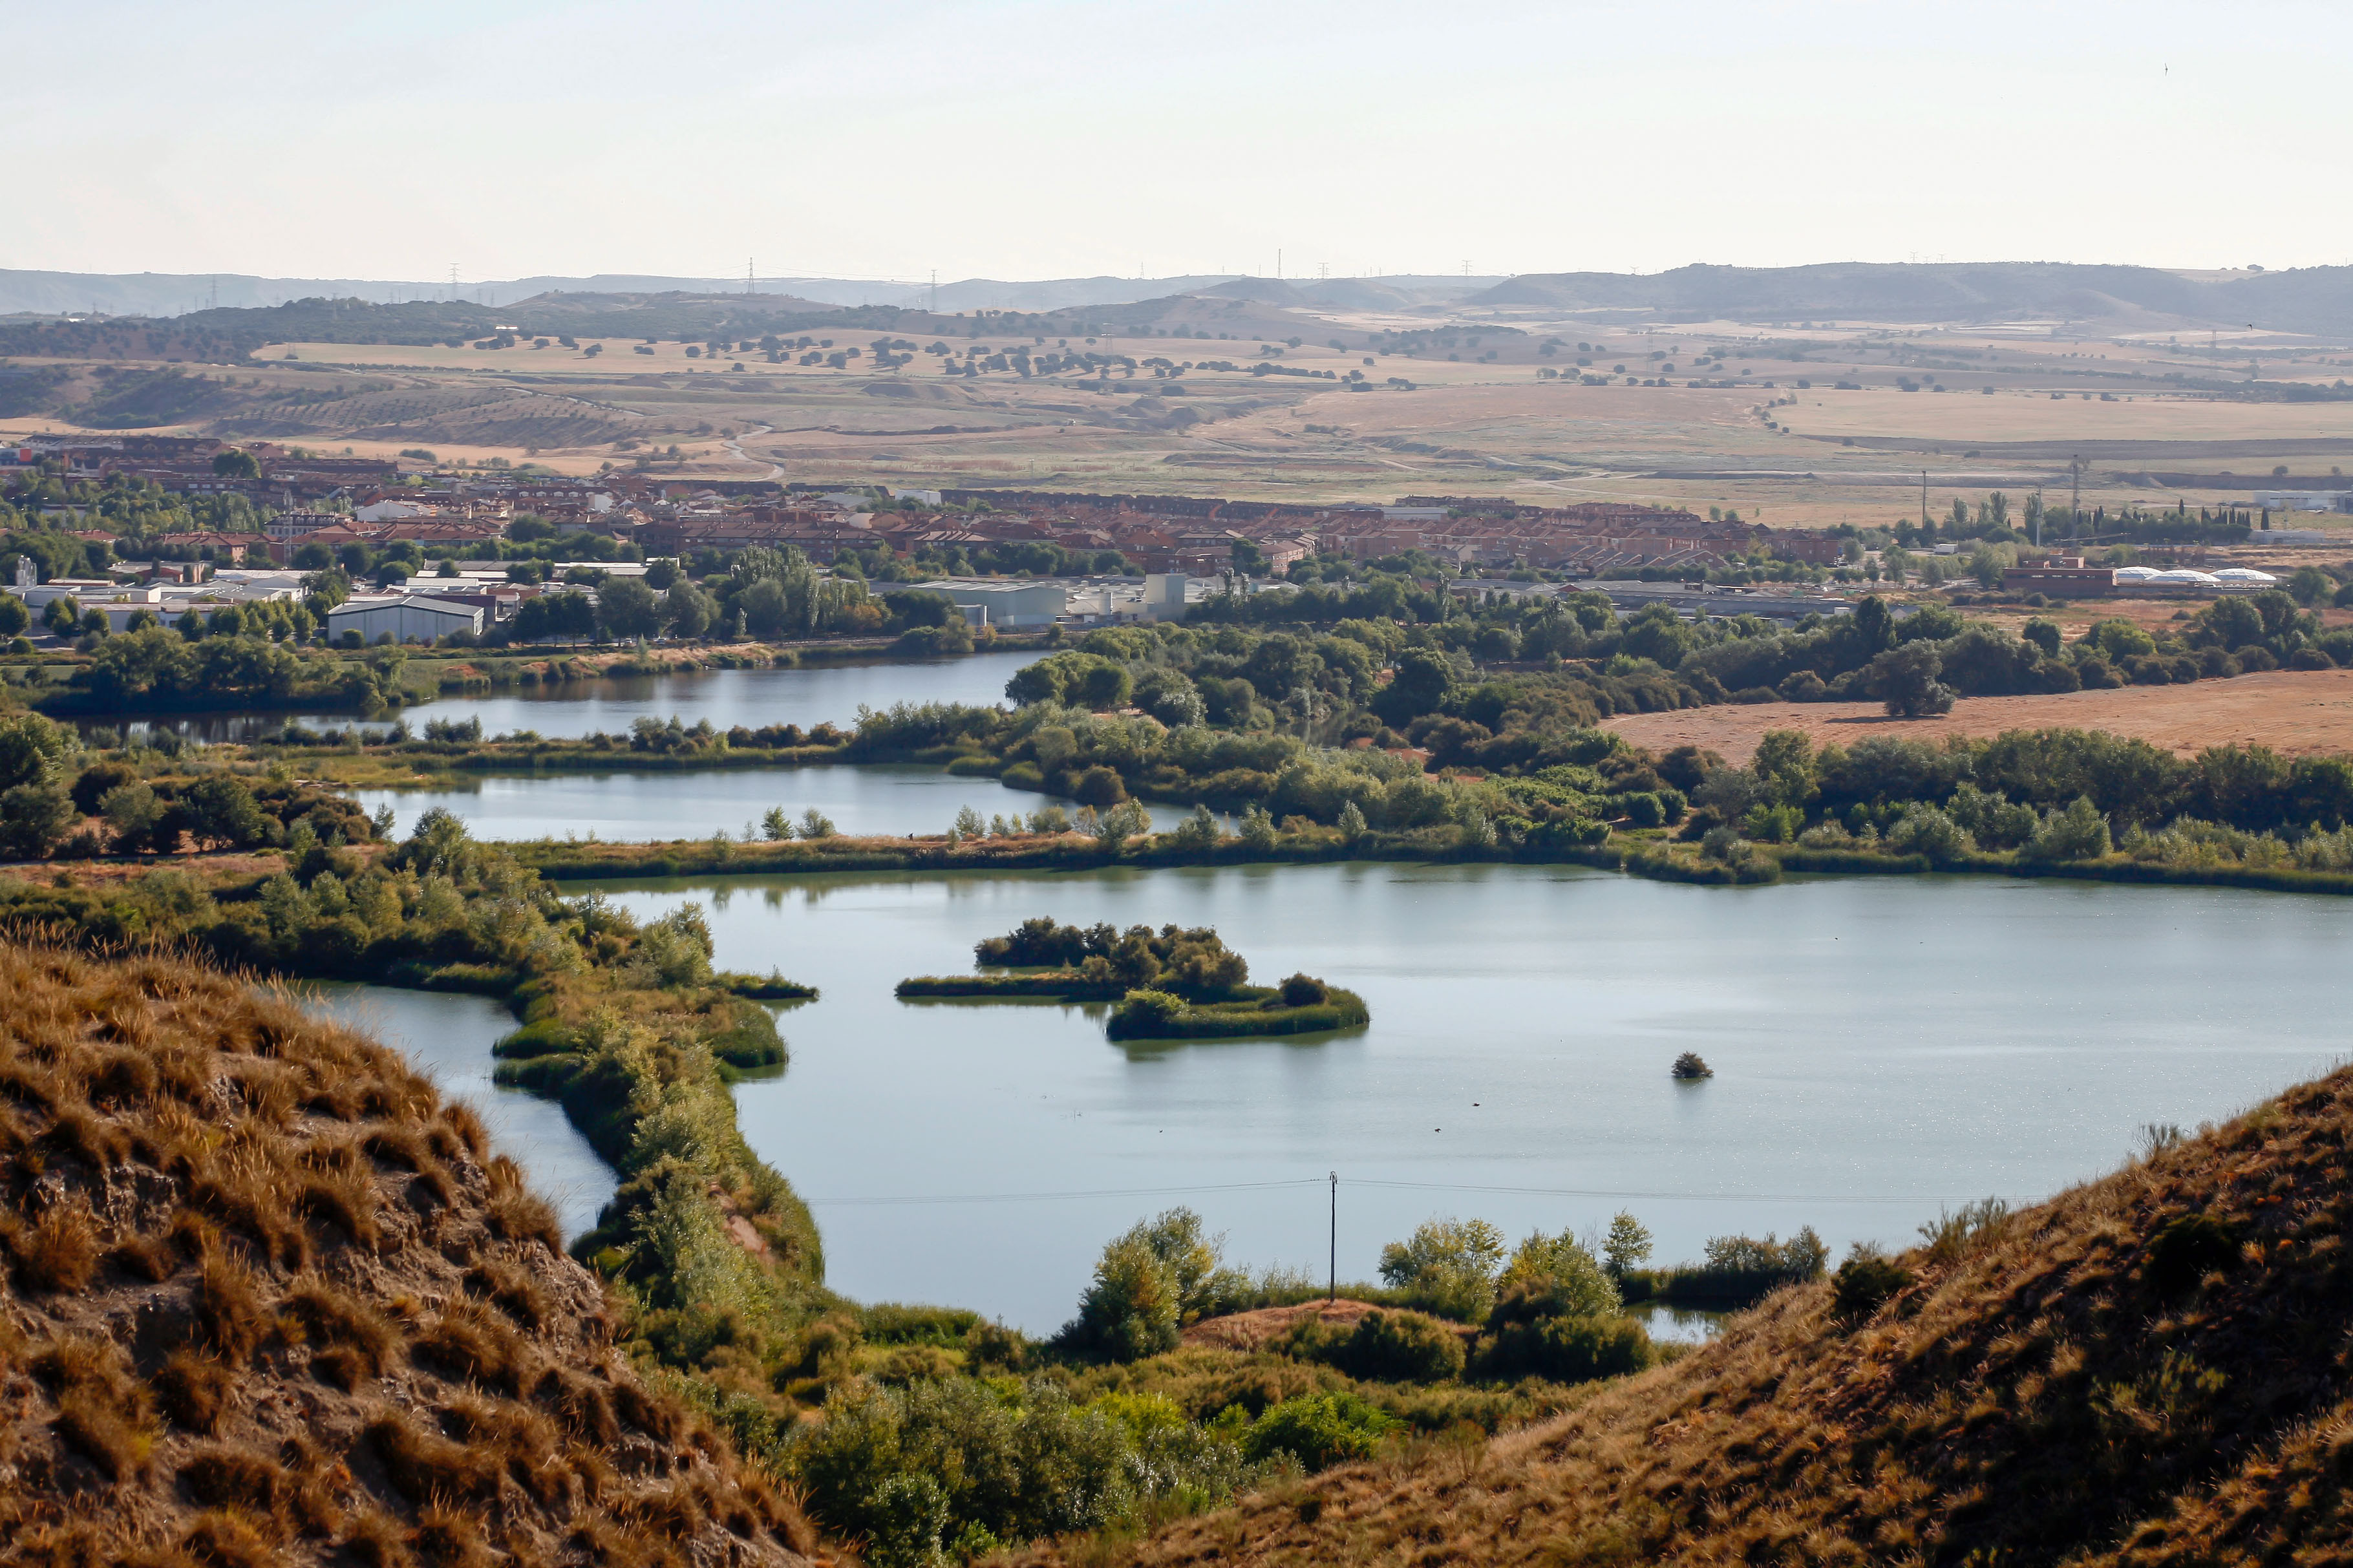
665;582;714;639
43;597;79;637
1114;1207;1224;1322
1239;803;1277;851
0;782;74;860
1372;648;1458;725
738;577;789;639
1066;1236;1180;1361
182;775;273;850
1851;594;1897;656
598;576;664;639
1602;1213;1653;1278
0;594;25;637
1337;800;1368;842
0;713;73;792
1866;643;1955;717
1379;1216;1508;1320
211;449;260;479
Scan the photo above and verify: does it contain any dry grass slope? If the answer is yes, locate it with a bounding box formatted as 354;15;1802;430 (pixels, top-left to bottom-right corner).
0;942;814;1568
1021;1072;2353;1567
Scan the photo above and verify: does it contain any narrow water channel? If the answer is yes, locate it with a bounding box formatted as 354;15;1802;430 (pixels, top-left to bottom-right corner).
292;982;616;1242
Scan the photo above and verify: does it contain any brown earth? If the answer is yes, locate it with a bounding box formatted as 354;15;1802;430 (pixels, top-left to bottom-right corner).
1179;1300;1385;1353
0;943;814;1567
1600;667;2353;765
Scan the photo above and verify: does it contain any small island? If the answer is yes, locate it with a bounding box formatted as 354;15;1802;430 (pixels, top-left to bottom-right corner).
897;916;1369;1039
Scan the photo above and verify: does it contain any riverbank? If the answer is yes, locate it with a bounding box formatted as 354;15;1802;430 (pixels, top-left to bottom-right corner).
10;630;1054;723
498;821;2353;900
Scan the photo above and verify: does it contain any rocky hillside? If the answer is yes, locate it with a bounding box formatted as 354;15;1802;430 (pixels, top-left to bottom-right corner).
0;942;813;1568
1023;1068;2353;1566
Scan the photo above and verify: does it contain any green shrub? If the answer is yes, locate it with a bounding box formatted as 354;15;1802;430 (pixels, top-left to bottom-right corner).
1240;1391;1398;1470
1831;1245;1913;1322
1331;1310;1465;1383
1471;1313;1653;1383
1063;1237;1180;1361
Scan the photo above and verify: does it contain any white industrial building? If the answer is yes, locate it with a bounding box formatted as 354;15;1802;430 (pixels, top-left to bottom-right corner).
878;578;1070;628
327;595;485;643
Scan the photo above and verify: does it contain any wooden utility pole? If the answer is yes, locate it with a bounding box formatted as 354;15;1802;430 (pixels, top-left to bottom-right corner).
1328;1172;1337;1302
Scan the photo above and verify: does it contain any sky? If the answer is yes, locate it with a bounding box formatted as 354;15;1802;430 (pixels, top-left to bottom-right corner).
10;0;2350;286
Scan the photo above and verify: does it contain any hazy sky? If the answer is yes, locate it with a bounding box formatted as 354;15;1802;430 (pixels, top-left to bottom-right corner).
12;0;2348;284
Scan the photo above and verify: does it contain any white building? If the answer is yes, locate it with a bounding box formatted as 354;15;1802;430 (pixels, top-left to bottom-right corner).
878;578;1070;628
327;595;486;644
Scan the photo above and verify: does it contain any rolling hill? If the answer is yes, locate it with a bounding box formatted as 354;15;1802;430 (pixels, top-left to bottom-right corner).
0;941;813;1567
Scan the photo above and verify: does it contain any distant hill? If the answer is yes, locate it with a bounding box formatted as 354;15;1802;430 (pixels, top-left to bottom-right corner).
0;268;1509;321
1474;260;2353;334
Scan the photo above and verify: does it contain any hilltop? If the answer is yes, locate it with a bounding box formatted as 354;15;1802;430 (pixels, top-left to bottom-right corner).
1019;1065;2353;1566
0;942;813;1567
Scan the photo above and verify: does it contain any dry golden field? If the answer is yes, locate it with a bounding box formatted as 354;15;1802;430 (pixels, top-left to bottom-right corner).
11;295;2353;524
1600;667;2353;764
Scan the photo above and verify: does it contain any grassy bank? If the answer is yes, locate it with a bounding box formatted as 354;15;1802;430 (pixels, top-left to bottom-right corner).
497;817;2353;902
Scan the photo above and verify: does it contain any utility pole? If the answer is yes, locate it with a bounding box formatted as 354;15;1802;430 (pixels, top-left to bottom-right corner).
746;257;754;295
930;269;937;312
1921;470;1929;537
1277;248;1283;280
1327;1172;1337;1302
2070;454;2082;541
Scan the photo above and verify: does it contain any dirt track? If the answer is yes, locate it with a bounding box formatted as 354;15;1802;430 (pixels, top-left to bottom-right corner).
1599;668;2353;765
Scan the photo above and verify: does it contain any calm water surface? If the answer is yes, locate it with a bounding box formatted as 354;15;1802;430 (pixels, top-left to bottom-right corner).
569;864;2348;1333
354;766;1191;843
293;982;616;1242
90;651;1041;744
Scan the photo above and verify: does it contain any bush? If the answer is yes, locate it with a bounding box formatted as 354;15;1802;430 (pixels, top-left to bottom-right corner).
1278;973;1328;1006
1379;1217;1506;1322
1472;1314;1652;1383
1064;1238;1180;1361
1330;1309;1465;1383
1240;1391;1397;1470
1670;1052;1712;1080
1831;1245;1913;1321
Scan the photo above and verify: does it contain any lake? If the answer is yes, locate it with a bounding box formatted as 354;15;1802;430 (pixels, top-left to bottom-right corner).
558;862;2349;1335
292;981;617;1242
83;649;1043;744
353;765;1195;843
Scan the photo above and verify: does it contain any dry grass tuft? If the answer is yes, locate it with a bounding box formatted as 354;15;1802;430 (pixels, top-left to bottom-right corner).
365;1410;504;1507
466;1258;551;1330
153;1350;235;1434
0;942;814;1567
10;1198;101;1291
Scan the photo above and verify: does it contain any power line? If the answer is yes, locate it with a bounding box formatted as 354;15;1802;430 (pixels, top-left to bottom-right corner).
805;1178;1323;1207
802;1175;2018;1209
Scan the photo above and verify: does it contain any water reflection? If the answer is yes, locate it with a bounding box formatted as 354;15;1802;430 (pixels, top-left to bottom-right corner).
1625;1300;1729;1345
354;765;1195;843
85;652;1042;744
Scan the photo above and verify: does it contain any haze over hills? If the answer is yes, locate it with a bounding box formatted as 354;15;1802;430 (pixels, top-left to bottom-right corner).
19;260;2353;336
1473;260;2353;335
0;269;1504;320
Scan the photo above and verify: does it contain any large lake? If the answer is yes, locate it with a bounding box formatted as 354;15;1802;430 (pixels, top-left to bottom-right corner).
94;650;1042;744
543;863;2348;1335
